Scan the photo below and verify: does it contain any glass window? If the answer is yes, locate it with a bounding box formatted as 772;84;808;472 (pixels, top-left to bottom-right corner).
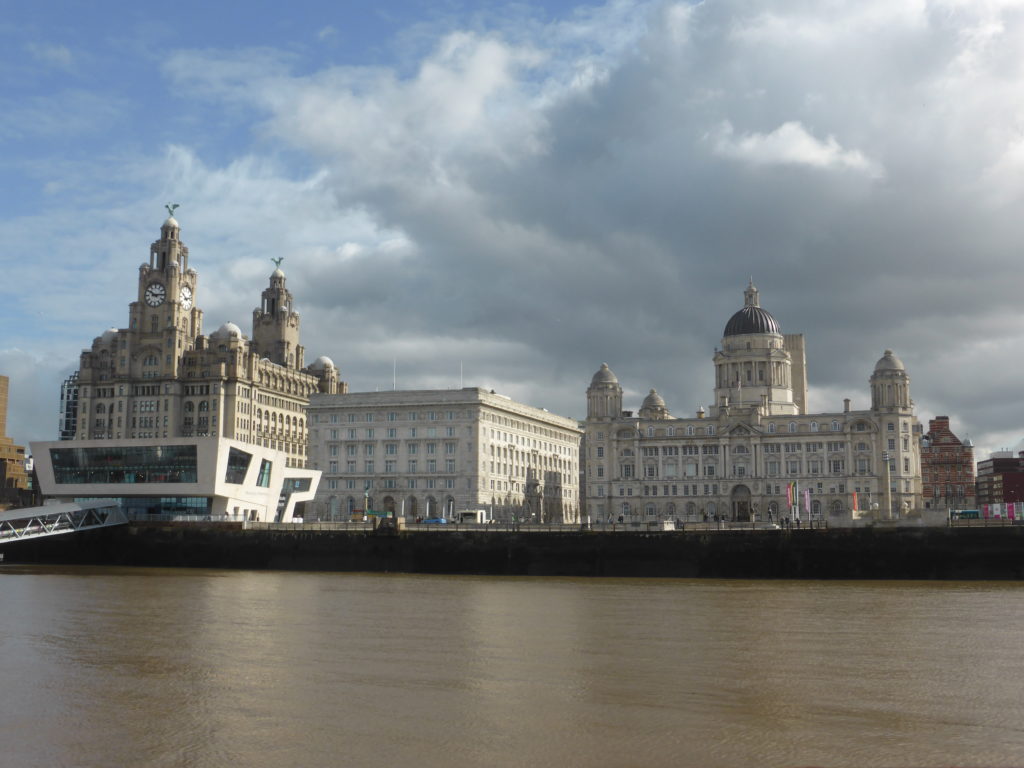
256;459;272;488
221;448;253;484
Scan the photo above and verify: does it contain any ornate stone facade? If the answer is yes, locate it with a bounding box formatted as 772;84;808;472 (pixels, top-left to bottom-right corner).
73;213;345;467
584;282;923;523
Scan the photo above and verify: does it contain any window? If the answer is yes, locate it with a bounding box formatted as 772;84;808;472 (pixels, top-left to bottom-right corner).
831;421;840;432
789;422;797;433
225;448;252;484
596;446;605;458
256;459;272;488
768;423;776;434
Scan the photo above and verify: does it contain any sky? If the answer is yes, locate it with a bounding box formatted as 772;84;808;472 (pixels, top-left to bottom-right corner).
3;0;1024;460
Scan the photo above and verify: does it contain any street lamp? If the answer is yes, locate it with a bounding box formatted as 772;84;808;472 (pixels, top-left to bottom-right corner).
883;451;893;521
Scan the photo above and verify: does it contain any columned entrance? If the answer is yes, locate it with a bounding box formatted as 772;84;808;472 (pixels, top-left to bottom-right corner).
731;484;752;521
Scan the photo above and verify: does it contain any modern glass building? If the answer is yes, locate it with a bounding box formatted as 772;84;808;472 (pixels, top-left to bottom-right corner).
32;436;320;522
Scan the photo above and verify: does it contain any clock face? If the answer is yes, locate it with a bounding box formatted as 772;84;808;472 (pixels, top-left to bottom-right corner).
144;282;166;307
180;285;193;310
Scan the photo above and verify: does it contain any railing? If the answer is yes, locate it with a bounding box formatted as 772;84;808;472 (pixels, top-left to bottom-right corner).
0;505;129;543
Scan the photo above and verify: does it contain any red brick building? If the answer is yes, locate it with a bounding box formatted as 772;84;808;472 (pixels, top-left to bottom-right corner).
921;416;975;511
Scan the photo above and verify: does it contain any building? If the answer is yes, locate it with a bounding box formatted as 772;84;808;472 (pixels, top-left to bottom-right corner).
976;451;1024;507
583;281;923;524
0;375;29;501
920;416;975;510
31;437;318;522
72;210;344;468
307;388;582;523
58;371;79;440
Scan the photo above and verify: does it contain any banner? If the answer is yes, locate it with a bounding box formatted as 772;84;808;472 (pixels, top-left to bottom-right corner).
804;488;811;516
1009;503;1016;521
852;491;858;511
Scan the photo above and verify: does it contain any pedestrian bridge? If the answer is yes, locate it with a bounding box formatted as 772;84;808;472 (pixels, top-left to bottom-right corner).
0;500;128;544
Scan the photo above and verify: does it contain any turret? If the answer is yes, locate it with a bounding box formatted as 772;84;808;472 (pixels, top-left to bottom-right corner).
587;363;623;419
252;262;304;369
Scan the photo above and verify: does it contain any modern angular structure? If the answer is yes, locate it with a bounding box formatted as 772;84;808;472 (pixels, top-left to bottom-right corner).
583;281;923;524
31;437;318;522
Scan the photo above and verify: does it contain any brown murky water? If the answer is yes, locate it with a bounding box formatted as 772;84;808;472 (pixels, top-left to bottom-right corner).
2;567;1023;767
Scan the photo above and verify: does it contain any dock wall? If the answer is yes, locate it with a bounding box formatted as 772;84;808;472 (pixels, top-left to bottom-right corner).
4;523;1024;579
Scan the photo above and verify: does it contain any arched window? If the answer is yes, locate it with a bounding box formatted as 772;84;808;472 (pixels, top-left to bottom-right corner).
645;503;656;516
686;426;694;436
185;401;194;412
830;499;843;514
810;422;818;432
789;422;797;433
622;502;630;516
647;427;654;437
831;421;840;432
768;423;776;434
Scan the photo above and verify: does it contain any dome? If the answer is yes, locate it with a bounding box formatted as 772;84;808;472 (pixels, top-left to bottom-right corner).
874;349;905;372
100;328;118;343
723;279;780;337
642;389;666;410
212;321;243;339
163;216;179;229
272;268;285;278
590;363;619;387
309;355;335;371
724;306;781;336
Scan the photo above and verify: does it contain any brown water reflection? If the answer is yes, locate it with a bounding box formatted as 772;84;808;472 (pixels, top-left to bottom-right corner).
2;567;1023;767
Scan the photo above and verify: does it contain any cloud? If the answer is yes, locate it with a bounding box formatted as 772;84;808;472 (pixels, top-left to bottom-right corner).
709;120;885;177
7;0;1024;467
25;42;73;69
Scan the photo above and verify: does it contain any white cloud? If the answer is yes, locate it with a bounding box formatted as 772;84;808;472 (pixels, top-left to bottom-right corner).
709;120;885;177
26;42;73;69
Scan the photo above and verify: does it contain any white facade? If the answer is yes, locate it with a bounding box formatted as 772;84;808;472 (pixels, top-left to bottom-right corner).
584;282;923;524
31;437;320;522
308;388;582;523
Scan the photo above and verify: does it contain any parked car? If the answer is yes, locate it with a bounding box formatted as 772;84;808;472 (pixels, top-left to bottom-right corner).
422;517;448;524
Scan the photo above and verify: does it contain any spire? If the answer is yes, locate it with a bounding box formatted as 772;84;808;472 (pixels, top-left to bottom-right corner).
744;277;759;308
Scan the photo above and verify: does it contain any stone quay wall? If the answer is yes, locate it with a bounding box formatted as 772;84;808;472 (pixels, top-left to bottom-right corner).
3;523;1024;579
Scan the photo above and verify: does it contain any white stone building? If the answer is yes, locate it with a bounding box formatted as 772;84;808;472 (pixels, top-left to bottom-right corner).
584;281;923;524
307;388;582;522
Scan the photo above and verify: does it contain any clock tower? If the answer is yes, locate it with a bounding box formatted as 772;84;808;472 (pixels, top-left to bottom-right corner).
128;212;202;379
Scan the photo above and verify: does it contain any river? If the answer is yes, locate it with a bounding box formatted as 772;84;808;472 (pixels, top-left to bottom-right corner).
1;567;1022;767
